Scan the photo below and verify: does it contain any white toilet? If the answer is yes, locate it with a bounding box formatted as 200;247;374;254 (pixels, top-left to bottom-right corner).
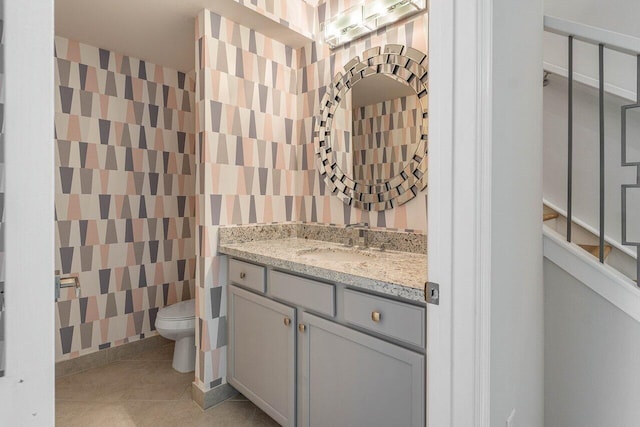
156;299;196;373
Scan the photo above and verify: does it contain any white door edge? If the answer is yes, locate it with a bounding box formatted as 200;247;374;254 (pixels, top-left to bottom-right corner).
427;0;493;425
0;0;56;425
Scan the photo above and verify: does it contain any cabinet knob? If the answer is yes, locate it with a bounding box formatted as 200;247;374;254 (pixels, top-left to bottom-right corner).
239;272;246;279
284;317;291;326
371;311;381;323
298;323;306;333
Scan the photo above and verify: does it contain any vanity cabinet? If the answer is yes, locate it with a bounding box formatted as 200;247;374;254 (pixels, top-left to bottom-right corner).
228;285;296;426
229;258;266;293
300;312;425;427
343;288;426;348
227;259;425;427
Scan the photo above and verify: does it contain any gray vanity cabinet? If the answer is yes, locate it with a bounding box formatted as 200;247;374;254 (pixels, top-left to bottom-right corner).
299;312;425;427
228;285;296;427
226;258;426;426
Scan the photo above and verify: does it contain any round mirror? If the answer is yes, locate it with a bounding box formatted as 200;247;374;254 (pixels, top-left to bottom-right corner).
314;44;429;211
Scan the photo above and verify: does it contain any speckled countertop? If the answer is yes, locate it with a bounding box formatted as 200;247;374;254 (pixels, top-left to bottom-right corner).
219;235;428;302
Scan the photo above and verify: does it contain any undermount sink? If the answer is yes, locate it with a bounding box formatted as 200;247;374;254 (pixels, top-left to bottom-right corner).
295;247;377;263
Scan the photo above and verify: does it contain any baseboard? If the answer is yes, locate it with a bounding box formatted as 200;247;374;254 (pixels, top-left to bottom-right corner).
55;334;171;378
192;381;238;410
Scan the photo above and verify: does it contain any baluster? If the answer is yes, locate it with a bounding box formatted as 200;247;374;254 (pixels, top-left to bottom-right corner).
567;36;574;242
599;43;606;263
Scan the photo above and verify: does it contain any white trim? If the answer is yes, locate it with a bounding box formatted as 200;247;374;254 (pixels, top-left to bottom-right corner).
427;0;497;423
475;0;492;424
542;61;637;102
426;0;454;423
447;0;495;423
0;0;55;424
544;15;640;56
544;228;640;323
543;198;638;260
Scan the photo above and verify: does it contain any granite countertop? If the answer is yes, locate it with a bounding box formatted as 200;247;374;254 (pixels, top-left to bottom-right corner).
219;237;428;302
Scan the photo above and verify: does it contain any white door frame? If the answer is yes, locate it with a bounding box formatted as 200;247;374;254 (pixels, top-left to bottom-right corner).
427;0;492;425
0;0;55;424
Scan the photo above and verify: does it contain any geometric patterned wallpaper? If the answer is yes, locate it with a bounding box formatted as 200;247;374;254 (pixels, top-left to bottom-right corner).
193;6;428;393
54;36;196;362
194;10;299;390
232;0;316;40
297;4;429;232
329;89;355;182
352;94;422;185
48;1;427;392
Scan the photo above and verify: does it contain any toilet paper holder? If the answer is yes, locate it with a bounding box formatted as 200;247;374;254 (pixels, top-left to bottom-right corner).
55;271;80;300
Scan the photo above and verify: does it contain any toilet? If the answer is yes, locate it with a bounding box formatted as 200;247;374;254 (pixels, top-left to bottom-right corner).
156;299;196;373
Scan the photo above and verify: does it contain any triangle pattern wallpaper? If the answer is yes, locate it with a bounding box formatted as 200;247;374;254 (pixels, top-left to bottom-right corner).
52;0;428;393
54;37;197;361
193;5;428;390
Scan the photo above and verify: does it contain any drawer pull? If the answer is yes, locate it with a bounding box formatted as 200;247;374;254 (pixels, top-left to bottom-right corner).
298;323;306;333
371;311;381;323
284;317;291;326
239;272;246;279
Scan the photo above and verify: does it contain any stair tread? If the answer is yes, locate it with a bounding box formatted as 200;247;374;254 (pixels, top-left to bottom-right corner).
578;244;612;259
543;206;559;221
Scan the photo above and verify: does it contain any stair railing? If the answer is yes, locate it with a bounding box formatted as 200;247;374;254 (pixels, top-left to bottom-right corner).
544;16;640;284
621;55;640;285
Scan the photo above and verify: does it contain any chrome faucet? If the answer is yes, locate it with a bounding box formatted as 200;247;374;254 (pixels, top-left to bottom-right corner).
345;222;369;228
345;222;369;247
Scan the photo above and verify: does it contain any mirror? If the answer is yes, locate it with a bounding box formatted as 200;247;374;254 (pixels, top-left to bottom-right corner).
332;74;421;187
315;44;429;211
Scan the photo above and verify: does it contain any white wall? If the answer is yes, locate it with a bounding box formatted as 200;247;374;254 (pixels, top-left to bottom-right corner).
543;0;640;100
0;0;55;424
490;0;544;425
545;258;640;426
545;0;640;39
543;73;639;255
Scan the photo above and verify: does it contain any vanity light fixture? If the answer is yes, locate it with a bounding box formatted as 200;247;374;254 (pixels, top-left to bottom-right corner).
323;4;369;48
365;0;426;28
322;0;426;49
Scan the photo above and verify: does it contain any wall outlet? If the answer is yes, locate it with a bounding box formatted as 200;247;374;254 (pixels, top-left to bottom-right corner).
506;408;516;427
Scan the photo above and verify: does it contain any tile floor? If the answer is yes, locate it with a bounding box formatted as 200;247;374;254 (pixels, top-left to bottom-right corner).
56;343;279;426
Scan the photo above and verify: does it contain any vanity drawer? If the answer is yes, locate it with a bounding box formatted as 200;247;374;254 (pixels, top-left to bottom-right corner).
343;289;425;348
269;271;335;317
229;259;266;293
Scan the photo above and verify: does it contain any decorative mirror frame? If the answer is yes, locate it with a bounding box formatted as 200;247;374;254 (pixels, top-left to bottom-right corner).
314;44;429;211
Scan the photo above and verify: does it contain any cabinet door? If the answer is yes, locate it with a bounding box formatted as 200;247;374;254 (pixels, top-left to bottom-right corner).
300;312;424;427
228;285;296;426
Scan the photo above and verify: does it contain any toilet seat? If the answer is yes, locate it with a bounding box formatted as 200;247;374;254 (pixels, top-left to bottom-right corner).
155;317;196;330
157;299;195;320
156;299;196;330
